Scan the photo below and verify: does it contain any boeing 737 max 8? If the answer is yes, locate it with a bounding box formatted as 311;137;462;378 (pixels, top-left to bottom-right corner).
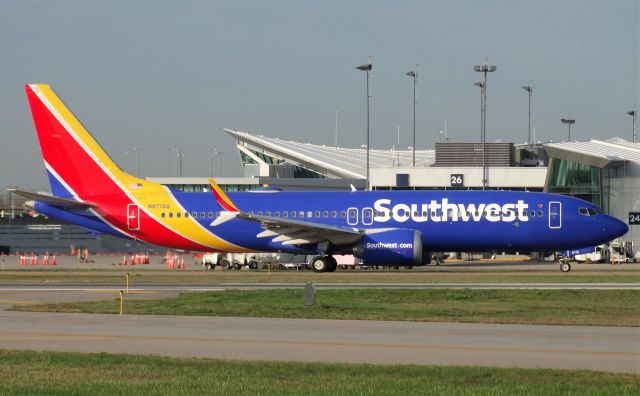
13;84;628;272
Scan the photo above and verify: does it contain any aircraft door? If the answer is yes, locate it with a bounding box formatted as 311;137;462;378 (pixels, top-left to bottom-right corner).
548;201;561;229
127;204;140;230
347;207;358;225
362;207;373;225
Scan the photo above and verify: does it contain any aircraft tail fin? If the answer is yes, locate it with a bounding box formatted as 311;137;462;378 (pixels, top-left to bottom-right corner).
25;84;139;200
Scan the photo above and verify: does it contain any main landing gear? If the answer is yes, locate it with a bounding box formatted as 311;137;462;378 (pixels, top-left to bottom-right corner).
311;255;337;273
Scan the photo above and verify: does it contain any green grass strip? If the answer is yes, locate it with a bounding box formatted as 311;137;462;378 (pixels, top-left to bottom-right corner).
0;350;637;396
1;269;639;284
12;289;640;326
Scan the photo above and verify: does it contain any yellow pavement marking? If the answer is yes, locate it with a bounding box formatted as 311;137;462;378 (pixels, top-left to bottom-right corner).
0;300;36;304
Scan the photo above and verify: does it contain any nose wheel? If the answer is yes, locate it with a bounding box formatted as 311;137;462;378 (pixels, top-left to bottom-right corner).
560;261;571;272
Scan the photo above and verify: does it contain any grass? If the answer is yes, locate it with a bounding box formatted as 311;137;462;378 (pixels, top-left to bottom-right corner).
0;350;637;395
1;268;639;284
12;288;640;326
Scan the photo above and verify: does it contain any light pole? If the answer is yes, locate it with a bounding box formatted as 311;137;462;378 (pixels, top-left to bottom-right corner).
474;61;496;190
561;119;575;141
522;84;532;145
216;150;223;177
209;148;215;177
406;66;418;167
627;110;636;143
126;147;142;177
356;59;373;190
171;147;185;177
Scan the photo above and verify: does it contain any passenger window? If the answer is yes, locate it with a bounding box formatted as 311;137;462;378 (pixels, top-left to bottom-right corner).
168;212;173;218
258;211;263;216
307;211;312;218
291;211;297;218
199;212;205;218
323;211;329;218
161;213;166;218
176;212;181;218
331;211;337;218
282;211;288;218
207;212;214;218
300;211;305;218
185;212;189;218
315;211;320;218
265;211;271;217
537;210;543;217
191;212;197;218
340;211;346;218
529;210;535;217
274;211;280;218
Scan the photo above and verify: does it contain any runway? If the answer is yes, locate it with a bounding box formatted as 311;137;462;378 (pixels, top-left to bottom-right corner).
0;310;637;373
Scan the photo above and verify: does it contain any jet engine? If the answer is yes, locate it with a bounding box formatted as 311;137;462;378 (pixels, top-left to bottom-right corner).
353;229;423;267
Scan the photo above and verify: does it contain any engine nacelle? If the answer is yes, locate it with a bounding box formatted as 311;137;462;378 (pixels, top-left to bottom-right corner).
354;229;423;267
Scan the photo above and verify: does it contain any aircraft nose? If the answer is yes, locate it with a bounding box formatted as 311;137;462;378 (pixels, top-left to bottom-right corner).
604;215;628;240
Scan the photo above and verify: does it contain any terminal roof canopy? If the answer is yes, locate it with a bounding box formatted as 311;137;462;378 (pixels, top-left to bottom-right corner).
545;138;640;169
224;129;435;179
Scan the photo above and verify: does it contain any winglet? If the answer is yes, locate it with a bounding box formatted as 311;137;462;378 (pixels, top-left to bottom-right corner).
208;178;239;212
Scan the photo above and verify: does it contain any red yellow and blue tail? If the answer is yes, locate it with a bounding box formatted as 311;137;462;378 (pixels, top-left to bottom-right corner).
25;84;244;252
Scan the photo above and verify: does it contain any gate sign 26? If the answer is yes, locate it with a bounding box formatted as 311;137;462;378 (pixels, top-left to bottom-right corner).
629;212;640;225
450;174;464;187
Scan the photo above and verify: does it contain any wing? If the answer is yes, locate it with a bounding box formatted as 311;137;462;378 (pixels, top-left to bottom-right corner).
211;211;362;246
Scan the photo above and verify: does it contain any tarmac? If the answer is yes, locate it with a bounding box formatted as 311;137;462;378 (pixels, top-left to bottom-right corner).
0;254;638;373
0;310;637;373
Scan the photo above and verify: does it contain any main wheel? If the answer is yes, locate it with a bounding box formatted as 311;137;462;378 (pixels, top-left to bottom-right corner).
311;256;328;273
326;256;338;272
220;259;231;270
560;262;571;272
204;263;214;270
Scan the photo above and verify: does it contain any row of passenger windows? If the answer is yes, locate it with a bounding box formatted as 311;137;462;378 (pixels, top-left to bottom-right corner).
159;209;545;219
160;210;347;219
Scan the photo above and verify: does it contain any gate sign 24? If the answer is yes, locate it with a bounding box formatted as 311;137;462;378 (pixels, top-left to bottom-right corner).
629;212;640;225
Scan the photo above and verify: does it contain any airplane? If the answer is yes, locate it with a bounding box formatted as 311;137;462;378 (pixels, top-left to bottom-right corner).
13;84;628;273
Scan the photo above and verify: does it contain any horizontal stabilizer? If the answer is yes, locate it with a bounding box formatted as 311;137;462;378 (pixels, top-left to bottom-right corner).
8;189;94;208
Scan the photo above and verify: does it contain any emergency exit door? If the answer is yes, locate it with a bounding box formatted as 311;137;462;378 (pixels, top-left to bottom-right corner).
548;201;561;229
127;204;140;230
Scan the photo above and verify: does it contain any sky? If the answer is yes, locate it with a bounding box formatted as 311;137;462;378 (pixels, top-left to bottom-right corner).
0;0;638;191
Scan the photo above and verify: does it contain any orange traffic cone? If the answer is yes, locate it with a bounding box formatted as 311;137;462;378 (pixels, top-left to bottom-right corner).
43;253;49;266
51;255;57;266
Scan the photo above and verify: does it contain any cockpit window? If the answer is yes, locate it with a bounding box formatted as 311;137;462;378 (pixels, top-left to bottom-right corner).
579;207;599;216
